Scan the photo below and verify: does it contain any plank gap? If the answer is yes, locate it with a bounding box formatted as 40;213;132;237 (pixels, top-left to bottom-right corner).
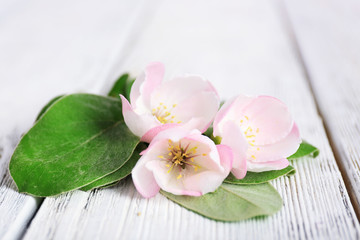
17;198;44;240
277;0;360;222
0;132;44;240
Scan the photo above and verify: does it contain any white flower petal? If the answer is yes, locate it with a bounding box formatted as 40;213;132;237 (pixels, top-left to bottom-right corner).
120;95;159;138
249;123;301;162
130;62;165;112
247;158;289;172
132;156;160;198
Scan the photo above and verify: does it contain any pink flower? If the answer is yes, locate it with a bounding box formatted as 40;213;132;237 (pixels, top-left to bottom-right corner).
120;62;220;143
213;95;301;179
131;127;233;198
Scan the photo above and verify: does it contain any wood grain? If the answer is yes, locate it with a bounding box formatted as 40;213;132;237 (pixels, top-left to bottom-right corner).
0;0;148;238
21;0;360;239
282;0;360;215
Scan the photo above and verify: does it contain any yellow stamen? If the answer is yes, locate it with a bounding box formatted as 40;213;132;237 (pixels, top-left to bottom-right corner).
167;163;175;173
152;103;178;124
164;141;202;178
251;155;256;159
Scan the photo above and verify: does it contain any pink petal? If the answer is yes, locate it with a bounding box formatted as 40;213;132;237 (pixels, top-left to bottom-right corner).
180;117;206;133
120;95;159;138
151;126;190;143
182;169;228;195
130;62;165;110
141;123;179;143
182;144;232;194
242;96;293;145
220;121;248;179
143;128;229;196
247;158;289;172
250;123;301;162
132;156;160;198
205;79;220;99
150;76;219;111
213;95;255;137
183;131;222;169
134;138;183;197
146;159;192;195
216;145;233;172
200;121;212;133
181;190;202;196
170;91;219;132
213;96;237;137
139;138;168;156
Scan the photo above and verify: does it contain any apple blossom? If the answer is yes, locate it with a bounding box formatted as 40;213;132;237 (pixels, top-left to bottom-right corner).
120;62;220;143
213;95;301;179
131;127;233;198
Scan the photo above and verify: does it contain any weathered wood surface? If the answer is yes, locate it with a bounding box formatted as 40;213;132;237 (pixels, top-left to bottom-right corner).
283;0;360;213
1;0;360;239
0;0;149;239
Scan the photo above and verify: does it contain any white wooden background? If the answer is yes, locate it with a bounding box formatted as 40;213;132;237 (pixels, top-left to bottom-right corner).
1;0;360;239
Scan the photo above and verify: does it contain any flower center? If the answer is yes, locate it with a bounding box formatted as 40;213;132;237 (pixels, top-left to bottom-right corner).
152;103;181;124
239;115;260;159
158;140;202;179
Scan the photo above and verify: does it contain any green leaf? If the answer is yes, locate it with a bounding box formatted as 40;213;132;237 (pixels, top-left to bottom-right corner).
107;74;135;101
289;141;319;159
224;165;295;185
36;95;65;121
9;94;140;197
108;74;129;99
98;181;120;189
202;126;222;145
203;126;213;138
124;78;135;100
161;183;282;222
81;143;146;191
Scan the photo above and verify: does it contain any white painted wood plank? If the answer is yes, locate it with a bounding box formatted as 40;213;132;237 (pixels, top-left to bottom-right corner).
0;135;41;240
0;0;149;238
283;0;360;212
23;0;360;239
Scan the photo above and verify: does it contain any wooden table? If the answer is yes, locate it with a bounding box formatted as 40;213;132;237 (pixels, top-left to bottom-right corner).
1;0;360;239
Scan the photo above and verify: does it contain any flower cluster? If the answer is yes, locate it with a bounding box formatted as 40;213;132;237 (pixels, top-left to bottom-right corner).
121;62;301;198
